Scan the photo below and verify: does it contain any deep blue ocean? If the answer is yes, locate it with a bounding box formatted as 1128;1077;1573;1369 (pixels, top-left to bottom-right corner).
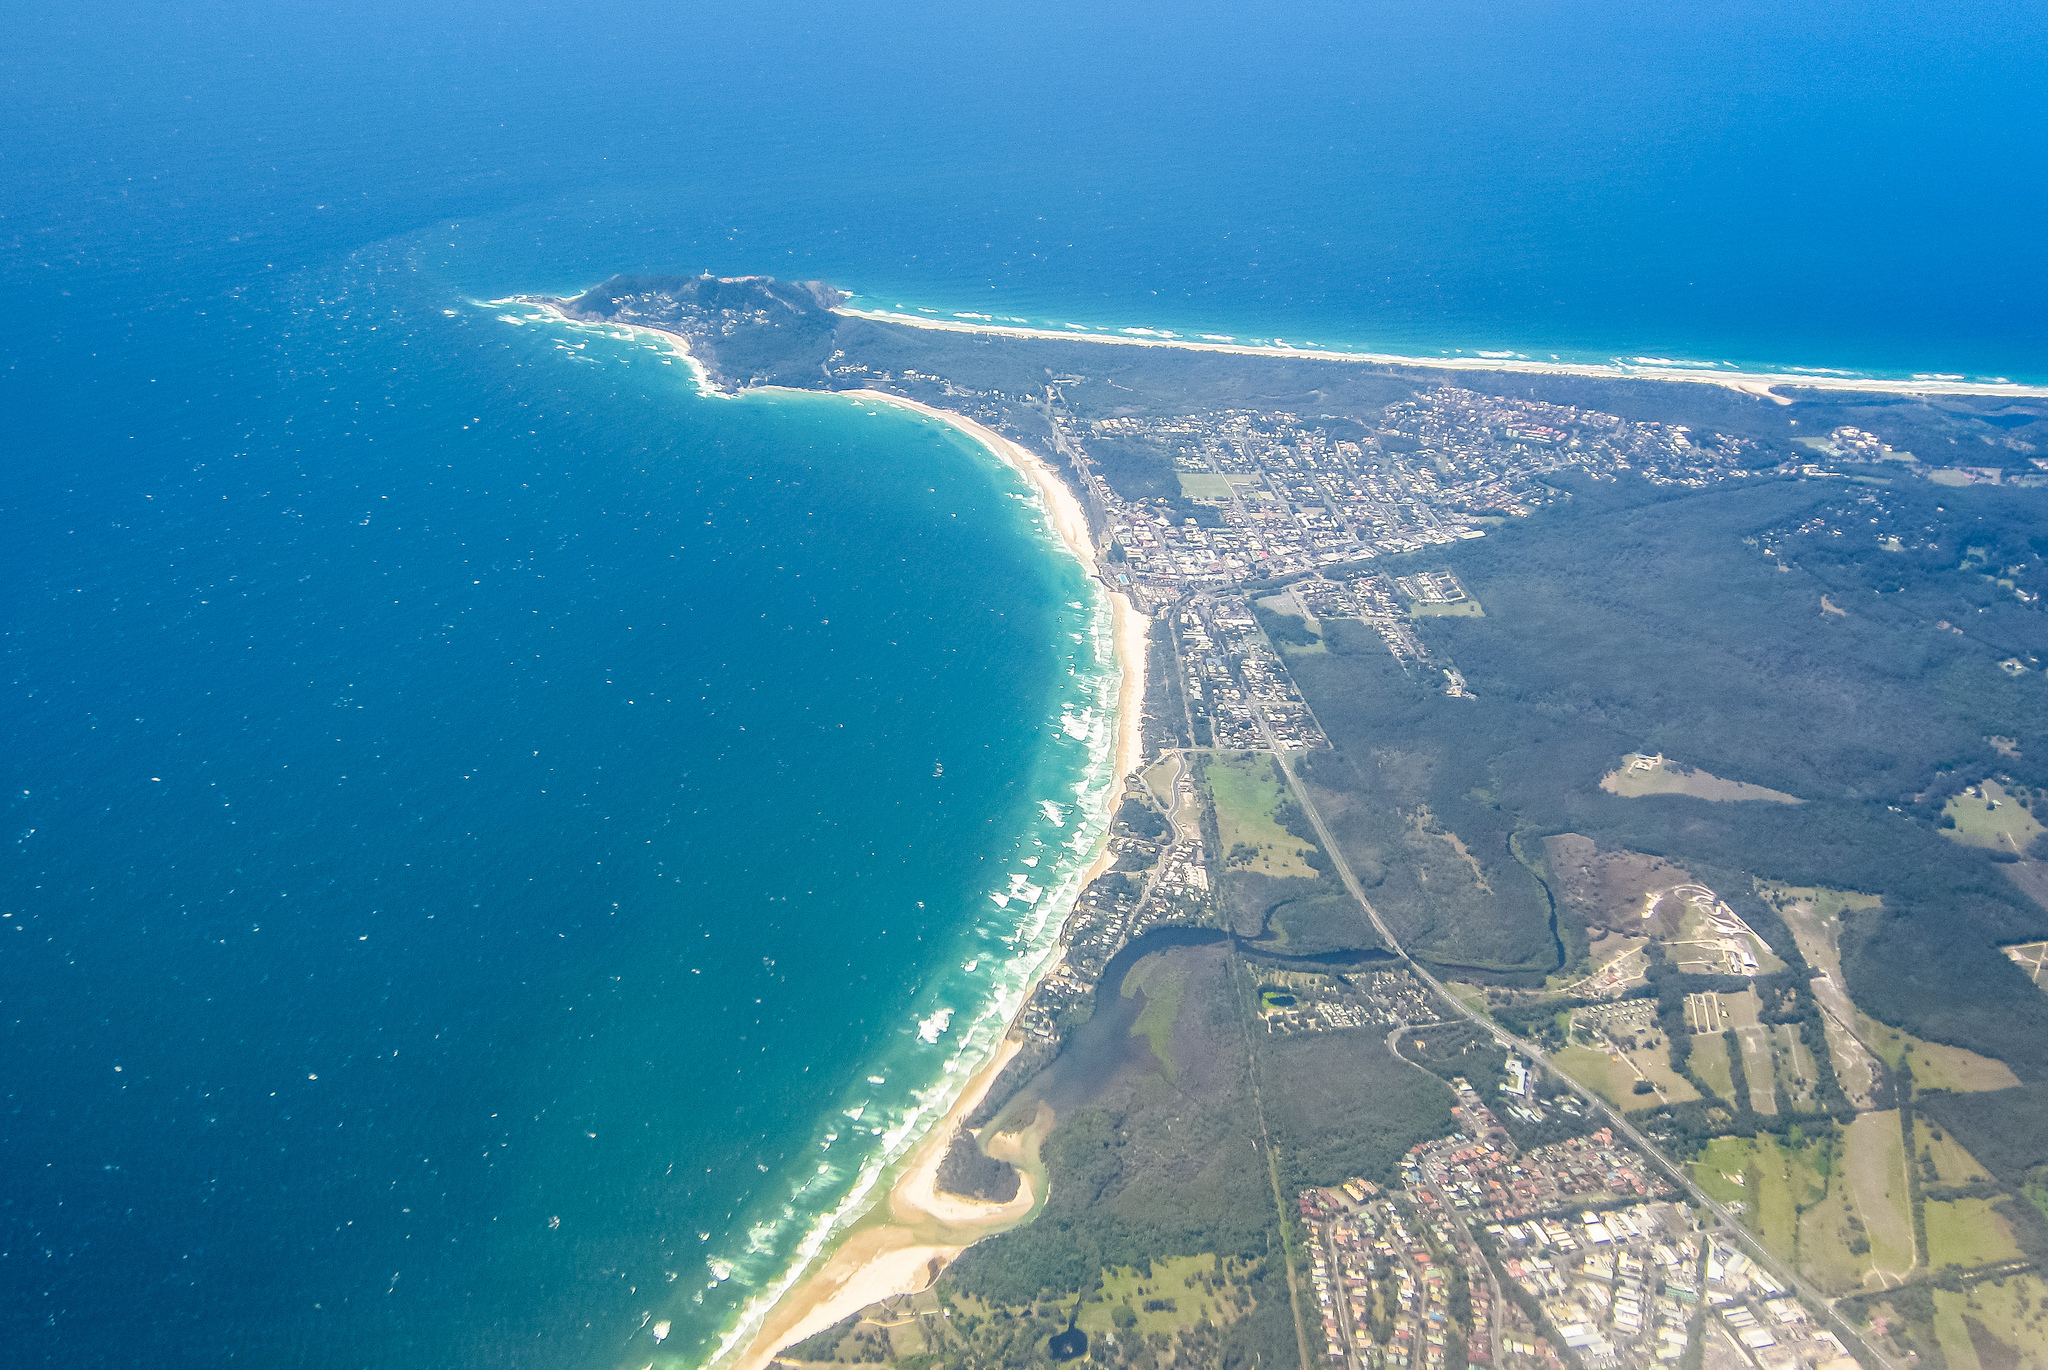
5;2;2044;1367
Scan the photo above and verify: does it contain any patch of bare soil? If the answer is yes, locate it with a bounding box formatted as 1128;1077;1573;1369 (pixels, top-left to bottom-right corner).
1543;834;1699;937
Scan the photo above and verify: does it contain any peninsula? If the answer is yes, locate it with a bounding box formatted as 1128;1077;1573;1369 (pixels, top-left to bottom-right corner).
516;276;2048;1370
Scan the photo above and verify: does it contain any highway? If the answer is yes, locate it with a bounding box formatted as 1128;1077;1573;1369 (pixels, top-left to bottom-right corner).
1268;749;1901;1370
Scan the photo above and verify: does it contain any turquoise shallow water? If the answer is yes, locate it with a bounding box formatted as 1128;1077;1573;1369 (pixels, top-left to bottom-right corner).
6;0;2045;1366
4;231;1117;1368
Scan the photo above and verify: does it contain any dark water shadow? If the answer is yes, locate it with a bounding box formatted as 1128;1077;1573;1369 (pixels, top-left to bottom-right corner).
1011;927;1227;1118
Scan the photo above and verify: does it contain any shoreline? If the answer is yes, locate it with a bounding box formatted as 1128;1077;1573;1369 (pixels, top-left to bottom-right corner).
836;307;2048;401
495;306;1153;1370
490;297;729;396
714;396;1148;1370
502;290;2048;401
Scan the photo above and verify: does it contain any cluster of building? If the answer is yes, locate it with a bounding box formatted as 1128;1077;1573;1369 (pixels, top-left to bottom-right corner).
1044;390;1781;749
1571;1000;1659;1047
1297;1081;1837;1370
1300;1175;1500;1370
1293;1079;1722;1370
1495;1057;1589;1130
1168;596;1328;750
1066;389;1760;603
1257;968;1446;1037
1403;1113;1678;1232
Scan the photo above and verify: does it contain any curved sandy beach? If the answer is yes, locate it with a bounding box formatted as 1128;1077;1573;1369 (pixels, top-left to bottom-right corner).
719;393;1150;1370
492;303;1152;1370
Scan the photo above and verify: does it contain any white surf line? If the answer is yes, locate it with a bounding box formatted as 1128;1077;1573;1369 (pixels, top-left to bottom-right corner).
837;307;2048;401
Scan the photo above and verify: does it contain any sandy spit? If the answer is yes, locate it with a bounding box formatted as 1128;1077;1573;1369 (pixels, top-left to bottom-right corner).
836;308;2048;401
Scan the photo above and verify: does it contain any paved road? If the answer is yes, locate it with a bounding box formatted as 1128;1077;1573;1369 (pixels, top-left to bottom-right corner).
1267;750;1901;1370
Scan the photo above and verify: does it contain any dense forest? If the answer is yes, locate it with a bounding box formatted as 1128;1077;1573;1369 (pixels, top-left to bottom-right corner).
1285;474;2048;1094
946;945;1277;1308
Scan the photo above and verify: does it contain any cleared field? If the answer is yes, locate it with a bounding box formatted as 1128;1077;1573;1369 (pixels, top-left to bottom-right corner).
1721;988;1762;1028
1798;1180;1869;1295
1735;1026;1778;1114
1444;981;1490;1016
1844;1111;1915;1281
1769;890;1886;1103
1176;473;1237;499
1899;1038;2022;1093
1204;752;1318;878
1934;1288;1988;1370
1747;1135;1824;1261
1925;1198;2021;1270
1142;755;1181;807
1915;1117;1992;1184
2003;939;2048;989
1687;1134;1824;1265
1689;1137;1754;1206
1941;779;2043;854
1600;755;1802;803
1769;886;1879;973
1931;1276;2048;1370
1620;1038;1699;1104
1409;599;1484;618
1691;1034;1736;1103
1772;1024;1819;1110
1564;1014;1698;1104
1555;1038;1696;1108
1553;1044;1636;1108
1833;990;2021;1092
1077;1256;1246;1337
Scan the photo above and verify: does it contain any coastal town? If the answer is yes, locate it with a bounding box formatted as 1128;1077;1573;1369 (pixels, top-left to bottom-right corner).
1298;1083;1859;1370
1061;391;1761;601
523;283;2047;1370
1026;386;1776;745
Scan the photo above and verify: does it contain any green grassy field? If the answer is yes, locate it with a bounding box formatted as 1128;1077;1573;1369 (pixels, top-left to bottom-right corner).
1125;955;1186;1083
1177;474;1237;499
1689;1135;1825;1263
1905;1039;2024;1093
1409;599;1484;618
1941;779;2043;854
1797;1180;1866;1295
1845;1112;1915;1277
1916;1117;1992;1184
1076;1257;1247;1337
1929;1277;2048;1370
1553;1044;1629;1107
1691;1034;1736;1102
1204;753;1318;878
1925;1198;2022;1270
1842;1006;2022;1091
1749;1137;1811;1260
1689;1136;1753;1205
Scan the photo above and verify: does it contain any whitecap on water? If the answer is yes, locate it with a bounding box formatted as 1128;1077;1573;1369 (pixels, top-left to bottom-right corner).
916;1007;953;1044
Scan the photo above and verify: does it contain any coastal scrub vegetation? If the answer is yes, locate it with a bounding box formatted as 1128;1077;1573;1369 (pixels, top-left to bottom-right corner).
1287;475;2048;1078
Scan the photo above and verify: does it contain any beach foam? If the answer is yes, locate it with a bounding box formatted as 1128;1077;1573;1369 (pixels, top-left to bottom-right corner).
680;394;1136;1370
835;307;2048;399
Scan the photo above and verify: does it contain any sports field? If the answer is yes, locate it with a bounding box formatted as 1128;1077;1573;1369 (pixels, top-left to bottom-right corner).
1204;752;1318;878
